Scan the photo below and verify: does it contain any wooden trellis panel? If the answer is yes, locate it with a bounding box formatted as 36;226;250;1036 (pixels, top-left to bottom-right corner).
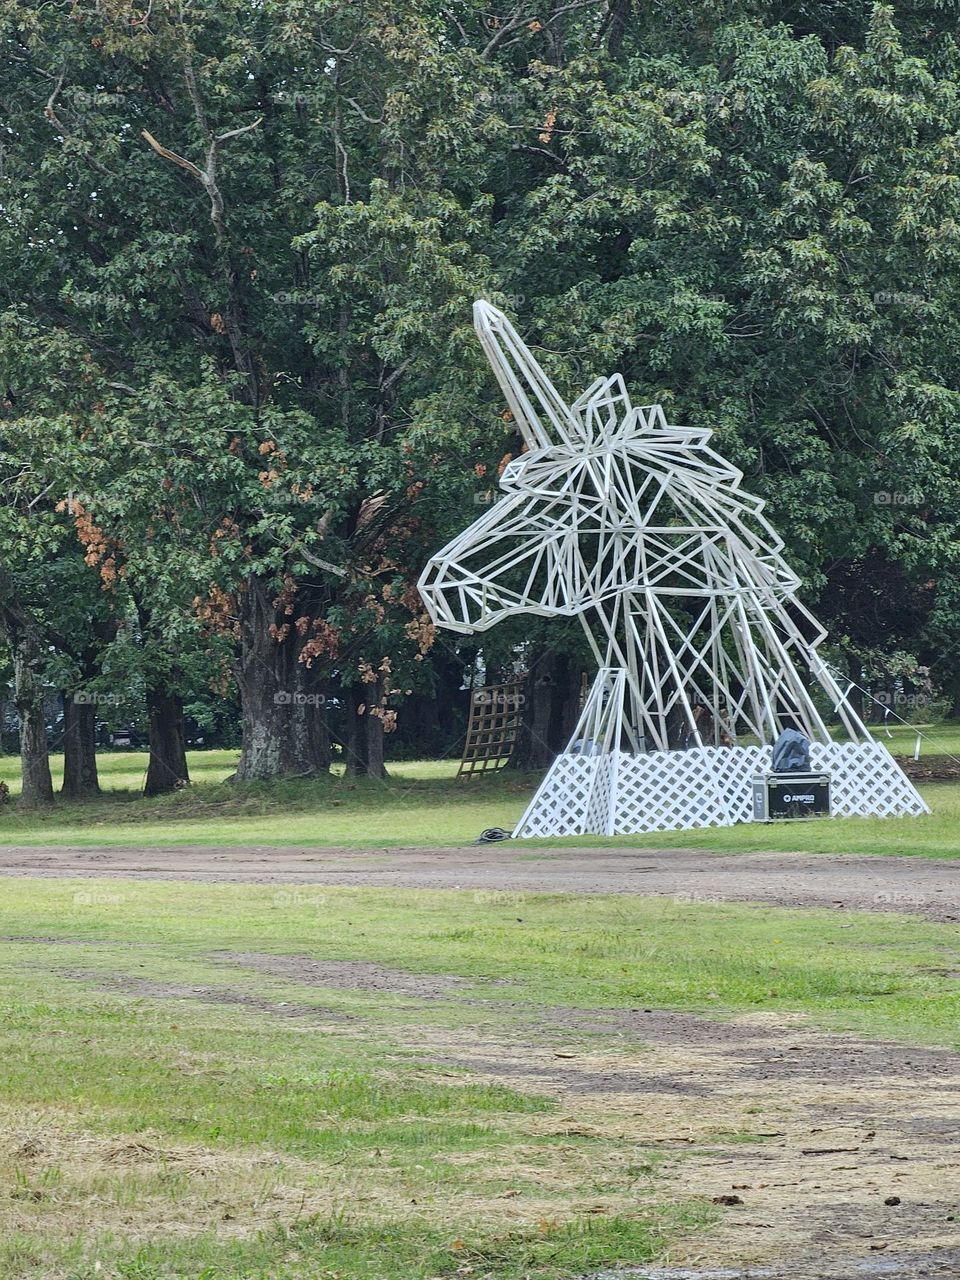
458;679;525;777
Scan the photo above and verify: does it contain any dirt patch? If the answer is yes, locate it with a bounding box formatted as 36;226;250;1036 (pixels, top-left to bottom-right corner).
595;1256;960;1279
1;845;959;920
0;935;145;946
430;1005;960;1091
898;754;960;782
57;968;349;1022
7;949;960;1276
210;950;473;999
204;950;960;1090
402;1006;960;1280
201;949;960;1094
434;1054;713;1095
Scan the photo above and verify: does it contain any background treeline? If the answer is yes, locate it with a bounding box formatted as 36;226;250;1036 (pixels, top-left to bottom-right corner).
2;0;960;805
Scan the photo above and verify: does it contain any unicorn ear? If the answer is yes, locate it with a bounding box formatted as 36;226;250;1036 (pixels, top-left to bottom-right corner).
473;301;582;450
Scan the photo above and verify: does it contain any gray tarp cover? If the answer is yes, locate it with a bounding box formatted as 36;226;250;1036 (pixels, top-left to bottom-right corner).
772;728;811;772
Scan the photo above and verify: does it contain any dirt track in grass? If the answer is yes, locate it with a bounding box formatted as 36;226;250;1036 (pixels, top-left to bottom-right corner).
0;843;958;920
196;949;960;1278
38;943;960;1279
3;845;960;1275
415;1012;960;1280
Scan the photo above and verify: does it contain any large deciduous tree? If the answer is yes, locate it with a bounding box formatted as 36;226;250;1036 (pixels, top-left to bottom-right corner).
1;0;959;792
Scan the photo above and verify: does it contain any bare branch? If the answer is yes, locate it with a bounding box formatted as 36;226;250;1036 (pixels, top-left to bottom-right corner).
511;142;567;166
481;7;527;60
380;359;412;394
442;8;471;41
345;97;384;125
294;544;348;577
140;128;204;181
43;64;65;119
44;65;116;178
140;55;263;403
333;62;350;204
483;0;606;58
539;0;607;26
215;117;264;146
180;41;212;143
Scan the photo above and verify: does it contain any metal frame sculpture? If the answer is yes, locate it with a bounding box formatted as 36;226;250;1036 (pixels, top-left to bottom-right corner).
418;302;928;836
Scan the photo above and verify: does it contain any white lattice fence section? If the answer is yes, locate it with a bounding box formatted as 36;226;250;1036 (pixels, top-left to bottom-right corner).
701;745;768;824
514;740;927;838
810;740;928;817
584;754;617;834
614;750;731;833
514;754;601;837
516;745;764;837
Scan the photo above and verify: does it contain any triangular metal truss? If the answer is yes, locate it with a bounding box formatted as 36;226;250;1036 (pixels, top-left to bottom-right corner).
418;302;928;837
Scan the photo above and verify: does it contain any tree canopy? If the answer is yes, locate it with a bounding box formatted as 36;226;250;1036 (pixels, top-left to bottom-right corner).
1;0;959;799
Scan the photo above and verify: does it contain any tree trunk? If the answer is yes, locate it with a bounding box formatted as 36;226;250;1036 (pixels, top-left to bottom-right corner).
0;567;53;807
62;696;100;799
235;575;331;780
511;650;579;770
293;658;330;775
343;682;368;776
144;687;190;796
554;653;583;749
14;643;53;808
365;677;386;780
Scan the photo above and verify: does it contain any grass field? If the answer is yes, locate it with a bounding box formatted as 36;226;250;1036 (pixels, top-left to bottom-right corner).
1;726;959;855
2;878;960;1277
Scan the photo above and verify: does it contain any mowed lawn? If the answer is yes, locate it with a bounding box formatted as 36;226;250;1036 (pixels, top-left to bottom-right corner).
0;722;959;855
1;879;960;1277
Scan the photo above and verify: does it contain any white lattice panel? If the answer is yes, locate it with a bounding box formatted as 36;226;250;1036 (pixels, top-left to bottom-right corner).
614;750;729;832
514;754;600;837
584;754;617;834
513;740;927;838
701;745;768;824
515;746;753;837
809;740;928;817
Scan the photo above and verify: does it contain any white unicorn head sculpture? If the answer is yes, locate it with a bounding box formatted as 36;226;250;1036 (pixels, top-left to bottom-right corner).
419;302;928;836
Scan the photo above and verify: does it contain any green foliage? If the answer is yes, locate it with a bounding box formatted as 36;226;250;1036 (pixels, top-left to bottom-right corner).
2;0;960;751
